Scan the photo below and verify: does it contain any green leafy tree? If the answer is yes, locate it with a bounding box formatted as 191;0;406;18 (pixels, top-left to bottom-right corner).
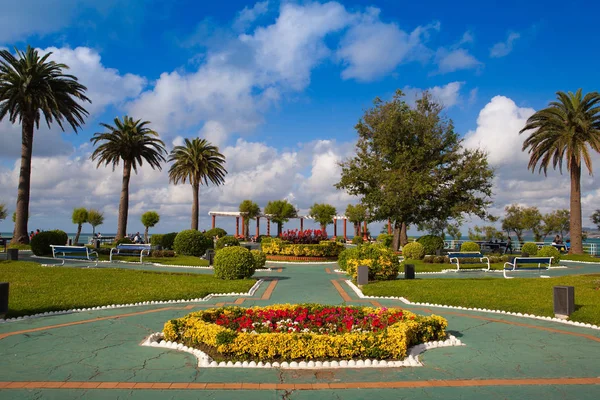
90;116;166;239
468;225;504;241
264;200;297;236
239;200;261;238
337;90;494;251
541;209;570;239
501;204;543;242
446;223;462;241
309;203;337;233
345;204;367;237
87;209;104;237
168;138;227;230
520;89;600;254
0;46;90;244
71;208;88;244
591;210;600;231
0;203;7;221
141;211;160;243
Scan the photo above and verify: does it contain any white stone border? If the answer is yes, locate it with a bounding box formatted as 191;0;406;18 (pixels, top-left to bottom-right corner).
560;260;600;265
141;332;463;369
0;280;265;324
345;280;600;331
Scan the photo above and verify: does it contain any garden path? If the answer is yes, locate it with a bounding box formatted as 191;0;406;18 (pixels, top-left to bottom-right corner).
0;262;599;399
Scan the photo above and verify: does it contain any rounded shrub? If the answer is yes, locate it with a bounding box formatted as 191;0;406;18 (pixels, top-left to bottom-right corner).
205;227;227;239
213;246;255;280
352;236;364;245
173;230;213;257
344;243;400;281
402;242;425;260
161;232;178;250
30;230;68;256
521;242;538;256
216;236;240;250
150;234;164;247
417;235;445;255
337;247;359;271
115;237;133;246
460;241;480;252
537;245;560;264
376;233;393;248
251;249;267;269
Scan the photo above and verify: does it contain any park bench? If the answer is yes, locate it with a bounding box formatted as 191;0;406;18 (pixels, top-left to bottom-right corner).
447;252;490;272
503;256;553;279
50;245;98;266
109;243;151;263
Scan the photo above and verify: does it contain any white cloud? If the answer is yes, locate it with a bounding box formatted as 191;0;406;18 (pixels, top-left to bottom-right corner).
490;32;520;58
435;48;483;74
234;1;270;31
403;81;464;108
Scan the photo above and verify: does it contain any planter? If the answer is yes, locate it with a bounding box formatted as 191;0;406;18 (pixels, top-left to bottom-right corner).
266;255;338;262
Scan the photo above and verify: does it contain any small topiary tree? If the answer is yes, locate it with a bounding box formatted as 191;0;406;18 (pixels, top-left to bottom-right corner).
213;246;255;279
352;236;364;245
174;230;212;256
30;230;68;256
251;249;267;269
216;236;240;250
537;245;560;264
205;227;227;239
71;207;88;245
376;233;393;248
402;242;425;260
460;241;480;252
521;242;539;256
141;211;160;244
417;235;445;255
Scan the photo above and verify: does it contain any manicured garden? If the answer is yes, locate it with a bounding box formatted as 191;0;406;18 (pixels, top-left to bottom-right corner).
362;274;600;325
0;261;256;318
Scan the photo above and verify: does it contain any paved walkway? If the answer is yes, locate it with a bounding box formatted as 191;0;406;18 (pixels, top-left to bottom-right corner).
1;262;599;399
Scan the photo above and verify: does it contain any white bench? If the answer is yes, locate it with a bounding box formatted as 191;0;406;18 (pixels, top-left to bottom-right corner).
447;252;490;272
503;257;553;279
50;245;98;266
110;243;151;263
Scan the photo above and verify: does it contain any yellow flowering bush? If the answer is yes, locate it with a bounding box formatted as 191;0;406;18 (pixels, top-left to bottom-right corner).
261;238;344;257
342;243;400;281
163;304;447;361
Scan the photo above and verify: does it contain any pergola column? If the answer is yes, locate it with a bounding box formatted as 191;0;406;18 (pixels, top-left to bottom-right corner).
363;220;368;241
300;217;304;231
241;216;245;238
388;218;392;234
211;215;216;229
333;218;337;239
236;217;239;237
256;217;260;238
267;218;271;236
343;219;347;241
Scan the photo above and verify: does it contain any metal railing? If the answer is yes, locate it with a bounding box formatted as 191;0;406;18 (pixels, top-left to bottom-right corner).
443;240;599;256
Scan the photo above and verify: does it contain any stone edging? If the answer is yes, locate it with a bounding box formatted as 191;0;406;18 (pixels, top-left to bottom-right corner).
141;332;463;369
560;260;600;265
0;280;265;324
344;280;600;331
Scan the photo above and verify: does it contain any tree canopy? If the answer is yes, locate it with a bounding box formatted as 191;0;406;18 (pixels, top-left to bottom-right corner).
501;204;543;242
87;209;104;236
309;203;337;231
239;200;261;237
0;203;6;221
72;207;88;244
264;200;297;236
336;90;494;250
141;211;160;228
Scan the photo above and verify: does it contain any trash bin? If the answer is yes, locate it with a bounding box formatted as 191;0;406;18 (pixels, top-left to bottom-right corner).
0;282;8;318
206;249;215;266
95;240;101;249
7;249;18;261
404;263;415;279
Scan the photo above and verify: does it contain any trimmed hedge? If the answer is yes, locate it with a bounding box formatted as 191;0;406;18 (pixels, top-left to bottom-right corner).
376;234;393;248
537;245;560;264
205;227;228;239
216;236;240;250
337;247;359;271
352;236;364;245
521;242;539;256
213;247;255;280
402;242;425;260
251;249;267;269
30;230;68;256
174;230;213;257
342;243;400;281
417;235;444;255
261;238;344;257
460;241;480;252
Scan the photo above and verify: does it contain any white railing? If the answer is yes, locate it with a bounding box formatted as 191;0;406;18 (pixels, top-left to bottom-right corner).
443;240;599;256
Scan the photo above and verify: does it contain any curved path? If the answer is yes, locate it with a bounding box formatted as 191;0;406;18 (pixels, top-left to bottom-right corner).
1;262;599;399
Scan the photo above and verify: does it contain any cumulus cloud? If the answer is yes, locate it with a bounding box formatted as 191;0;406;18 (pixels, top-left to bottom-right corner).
490;32;520;58
403;81;465;108
234;1;270;31
435;48;482;74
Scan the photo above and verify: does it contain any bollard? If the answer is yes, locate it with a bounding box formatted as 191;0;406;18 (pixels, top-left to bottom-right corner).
554;286;574;319
357;265;369;286
244;245;252;251
95;239;101;249
7;248;18;261
404;263;415;279
206;249;215;266
68;238;73;246
0;282;8;318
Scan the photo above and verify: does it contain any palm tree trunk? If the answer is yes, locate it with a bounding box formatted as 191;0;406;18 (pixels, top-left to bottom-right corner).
12;116;34;245
191;182;199;230
116;160;132;240
569;159;583;254
74;224;82;244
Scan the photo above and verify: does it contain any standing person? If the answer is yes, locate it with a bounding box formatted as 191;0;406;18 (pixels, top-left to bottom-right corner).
504;236;513;254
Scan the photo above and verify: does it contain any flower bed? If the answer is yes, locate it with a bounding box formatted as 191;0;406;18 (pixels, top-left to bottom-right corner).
261;238;344;258
265;255;338;262
163;304;447;361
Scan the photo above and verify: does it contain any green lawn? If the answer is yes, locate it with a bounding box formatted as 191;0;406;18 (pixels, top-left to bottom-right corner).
363;274;600;325
99;254;209;266
404;260;505;272
562;254;600;262
0;261;254;318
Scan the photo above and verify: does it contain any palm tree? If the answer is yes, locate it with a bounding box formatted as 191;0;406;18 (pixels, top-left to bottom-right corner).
168;138;227;230
520;89;600;254
90;116;166;240
0;46;90;244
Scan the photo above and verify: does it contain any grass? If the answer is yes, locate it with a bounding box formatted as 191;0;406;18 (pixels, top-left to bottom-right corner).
362;274;600;325
0;261;254;318
562;254;600;262
404;260;505;273
98;254;209;266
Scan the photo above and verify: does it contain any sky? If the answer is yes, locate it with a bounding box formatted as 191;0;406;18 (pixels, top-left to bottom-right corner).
0;0;599;236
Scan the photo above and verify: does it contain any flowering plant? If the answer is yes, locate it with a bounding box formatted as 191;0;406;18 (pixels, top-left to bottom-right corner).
280;229;328;244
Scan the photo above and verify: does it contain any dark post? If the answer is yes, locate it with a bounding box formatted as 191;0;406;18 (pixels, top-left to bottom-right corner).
0;282;8;318
68;238;73;246
244;245;252;251
357;265;369;286
95;240;101;250
206;249;215;266
7;249;18;261
404;263;415;279
553;286;575;319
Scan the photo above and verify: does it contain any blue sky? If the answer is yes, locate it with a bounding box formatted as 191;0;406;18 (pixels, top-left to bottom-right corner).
1;0;599;236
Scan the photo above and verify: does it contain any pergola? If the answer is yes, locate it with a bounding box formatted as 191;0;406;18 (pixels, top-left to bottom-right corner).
208;211;393;240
